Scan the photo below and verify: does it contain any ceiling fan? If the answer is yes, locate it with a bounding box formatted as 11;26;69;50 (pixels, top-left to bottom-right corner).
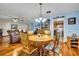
0;15;24;22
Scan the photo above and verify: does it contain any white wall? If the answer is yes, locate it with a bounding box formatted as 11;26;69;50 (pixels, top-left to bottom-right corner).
18;22;28;32
0;20;28;36
50;17;54;39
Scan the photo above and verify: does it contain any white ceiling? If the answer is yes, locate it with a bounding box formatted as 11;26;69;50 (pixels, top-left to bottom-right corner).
0;3;79;23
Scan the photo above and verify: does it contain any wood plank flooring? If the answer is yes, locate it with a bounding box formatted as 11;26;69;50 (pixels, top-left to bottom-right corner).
61;43;79;56
0;36;79;56
0;42;22;56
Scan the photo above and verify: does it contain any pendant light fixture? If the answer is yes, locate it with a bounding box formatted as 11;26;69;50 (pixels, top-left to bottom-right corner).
35;3;46;23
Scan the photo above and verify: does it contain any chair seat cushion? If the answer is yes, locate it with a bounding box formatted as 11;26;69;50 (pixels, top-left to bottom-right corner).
54;47;60;53
45;43;54;50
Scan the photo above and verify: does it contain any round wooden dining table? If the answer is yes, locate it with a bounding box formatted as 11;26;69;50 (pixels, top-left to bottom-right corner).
28;35;52;56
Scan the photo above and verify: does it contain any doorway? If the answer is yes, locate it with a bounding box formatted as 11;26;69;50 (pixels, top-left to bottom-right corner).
53;17;64;45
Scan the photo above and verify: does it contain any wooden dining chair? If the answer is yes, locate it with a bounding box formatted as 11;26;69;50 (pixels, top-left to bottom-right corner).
44;30;50;35
20;32;37;56
43;39;61;56
27;31;33;36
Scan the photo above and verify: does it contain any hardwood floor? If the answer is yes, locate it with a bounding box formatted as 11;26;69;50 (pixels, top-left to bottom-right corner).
0;43;22;56
0;36;79;56
61;43;79;56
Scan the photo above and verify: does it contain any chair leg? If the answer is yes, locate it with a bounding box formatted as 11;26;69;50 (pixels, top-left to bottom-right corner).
0;36;2;43
53;52;56;56
53;52;59;56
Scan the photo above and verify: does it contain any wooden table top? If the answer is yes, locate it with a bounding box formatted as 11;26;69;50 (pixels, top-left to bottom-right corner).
28;35;52;45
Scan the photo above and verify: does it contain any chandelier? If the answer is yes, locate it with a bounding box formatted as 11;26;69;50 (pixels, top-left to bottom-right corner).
35;3;46;23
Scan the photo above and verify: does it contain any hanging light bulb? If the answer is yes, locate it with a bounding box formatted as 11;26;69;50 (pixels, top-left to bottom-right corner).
39;17;42;21
35;19;40;23
42;18;46;22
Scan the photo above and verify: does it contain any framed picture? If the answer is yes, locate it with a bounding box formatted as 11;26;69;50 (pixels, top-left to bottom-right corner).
11;24;18;29
68;17;76;25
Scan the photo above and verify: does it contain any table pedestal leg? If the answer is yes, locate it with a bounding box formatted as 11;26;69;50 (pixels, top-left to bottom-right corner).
37;45;43;56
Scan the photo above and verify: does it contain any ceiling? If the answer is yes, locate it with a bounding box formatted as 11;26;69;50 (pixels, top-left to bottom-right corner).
0;3;79;23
